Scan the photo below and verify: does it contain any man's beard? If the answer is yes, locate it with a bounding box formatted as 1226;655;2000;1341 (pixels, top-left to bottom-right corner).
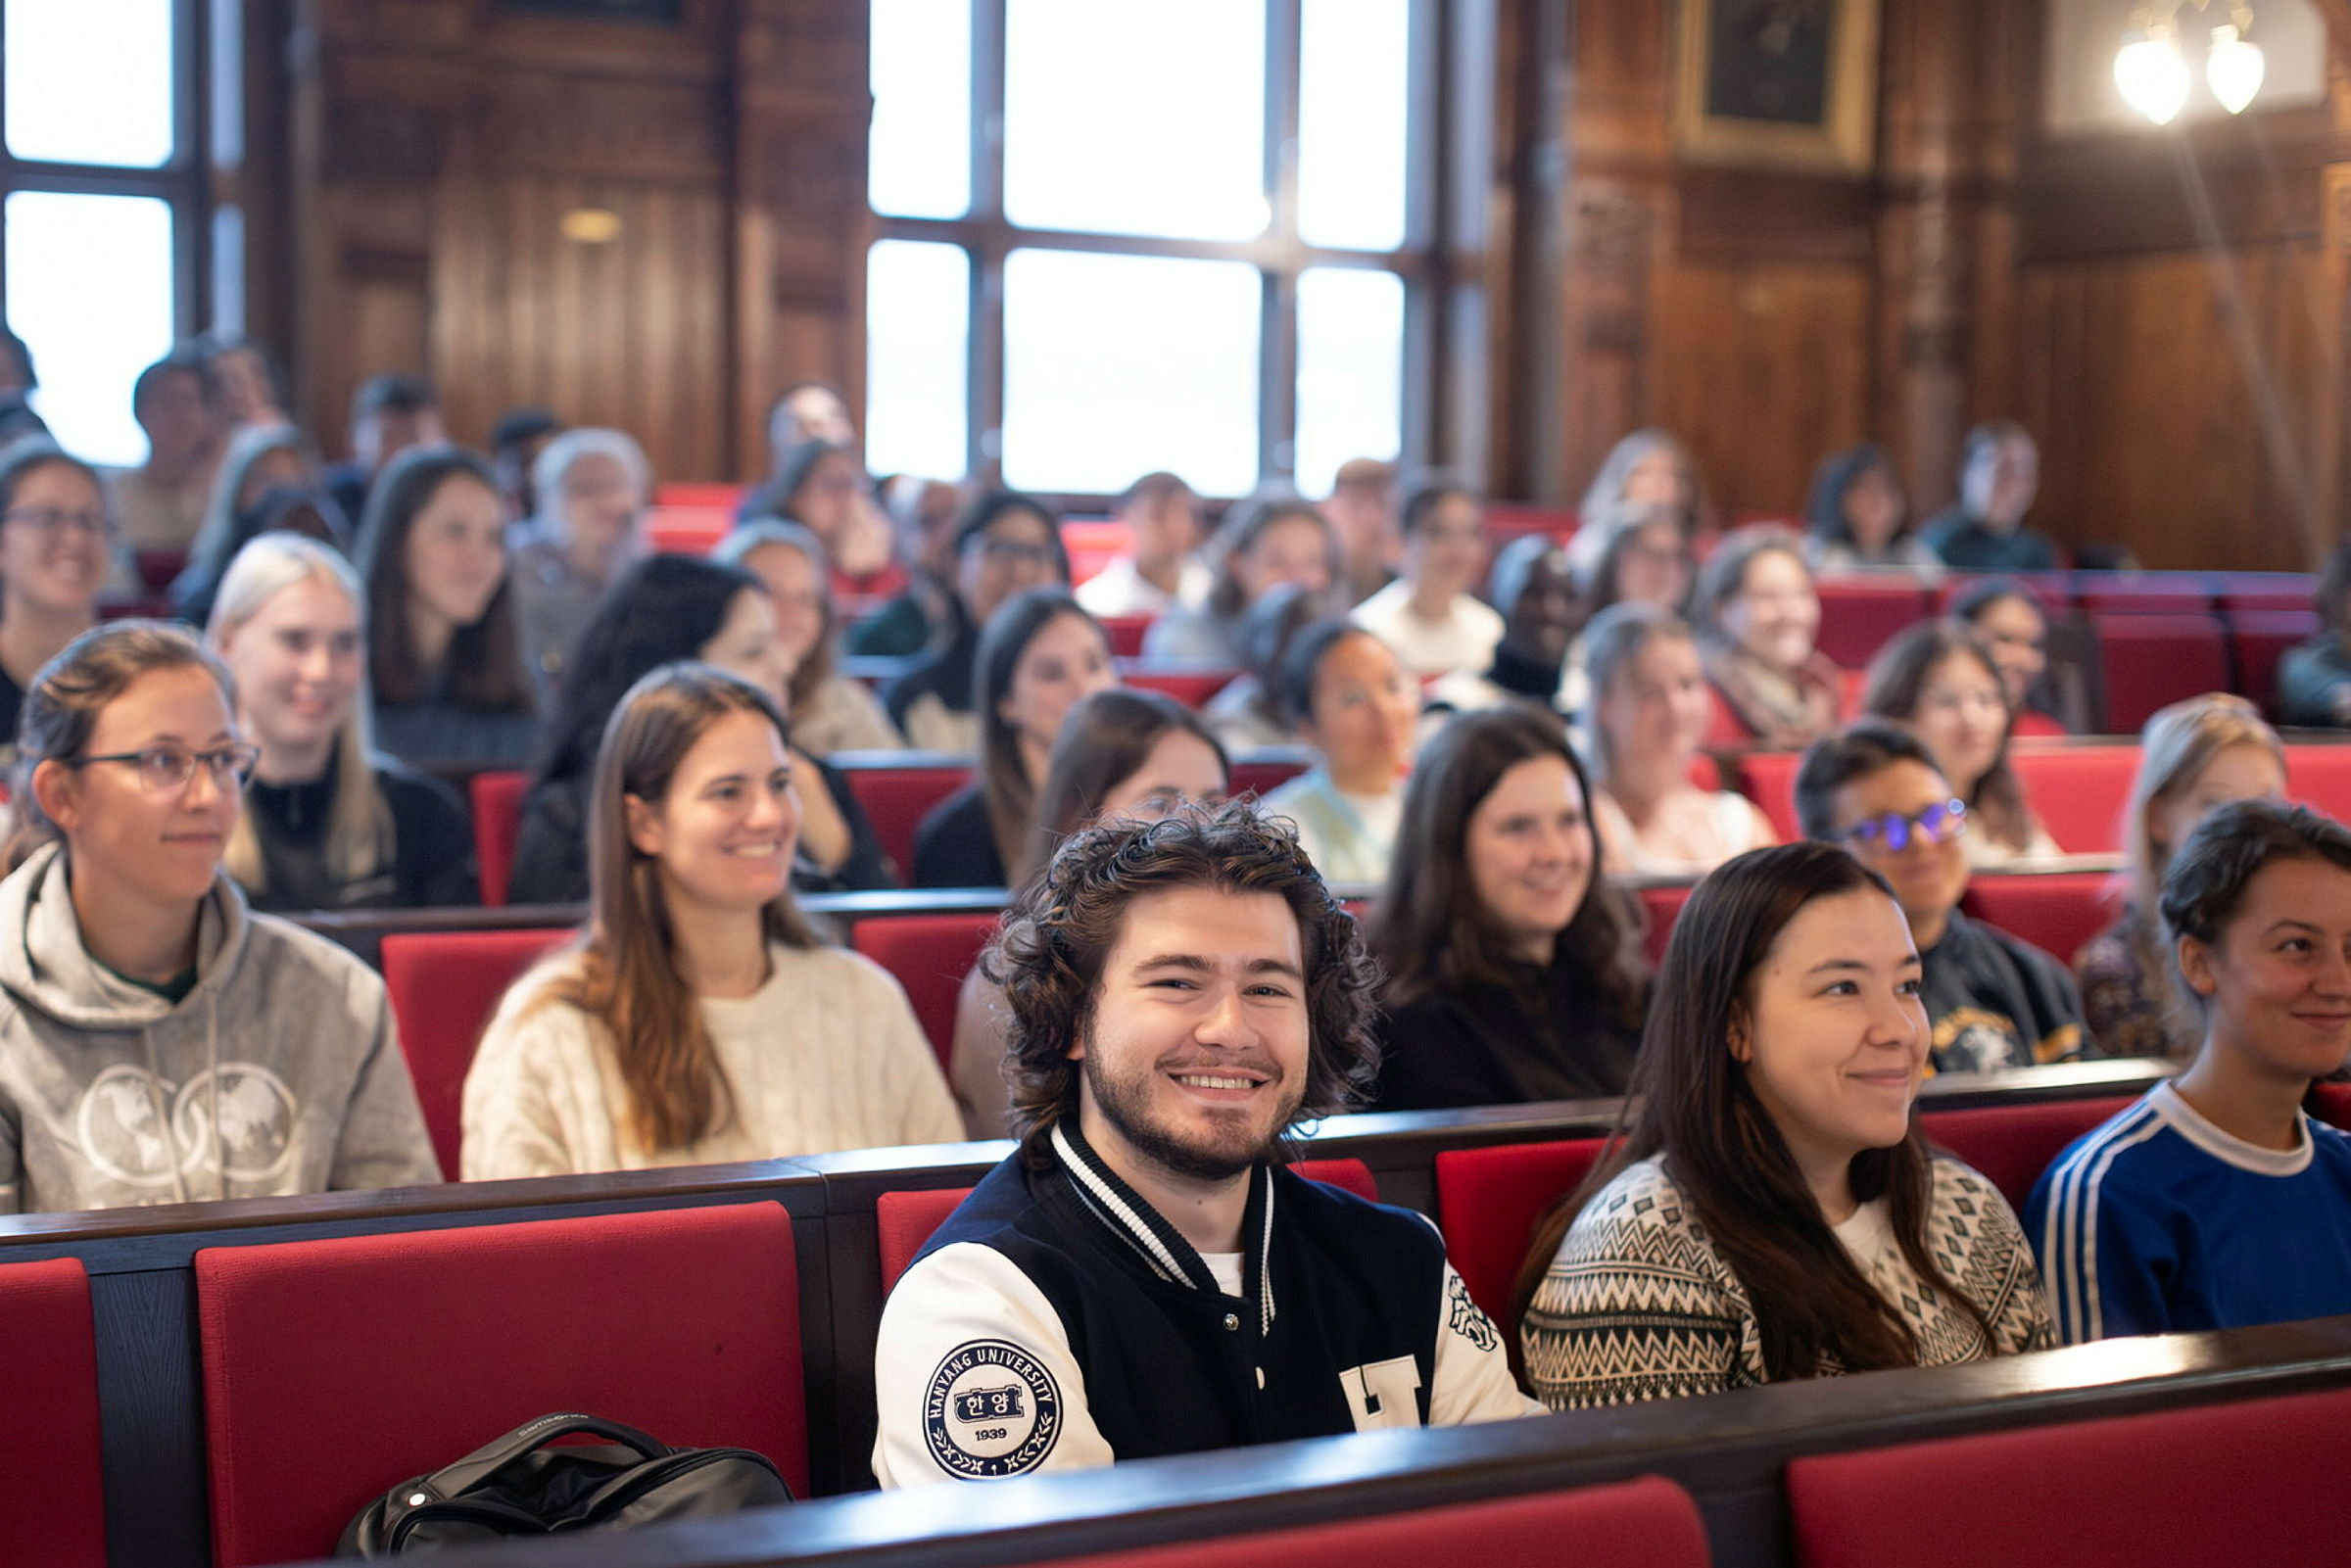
1079;1047;1302;1184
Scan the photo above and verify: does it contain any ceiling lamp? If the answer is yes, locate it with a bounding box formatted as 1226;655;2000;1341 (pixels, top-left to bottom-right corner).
2115;1;2262;124
2206;19;2266;115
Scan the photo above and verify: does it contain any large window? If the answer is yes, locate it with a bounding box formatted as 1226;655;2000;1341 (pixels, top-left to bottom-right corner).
1;0;206;464
866;0;1429;499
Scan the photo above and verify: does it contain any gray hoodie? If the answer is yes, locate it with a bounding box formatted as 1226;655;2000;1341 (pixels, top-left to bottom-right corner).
0;840;441;1214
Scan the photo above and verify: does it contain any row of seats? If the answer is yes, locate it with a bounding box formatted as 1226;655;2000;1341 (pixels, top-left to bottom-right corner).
11;1071;2344;1568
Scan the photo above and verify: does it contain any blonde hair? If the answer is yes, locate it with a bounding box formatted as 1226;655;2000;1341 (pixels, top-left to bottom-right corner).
206;533;393;895
2127;693;2284;916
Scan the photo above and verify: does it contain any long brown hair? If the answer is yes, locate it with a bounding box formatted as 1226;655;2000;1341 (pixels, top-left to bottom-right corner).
533;663;821;1153
353;447;535;713
714;519;838;715
1366;703;1647;1022
976;589;1109;877
1860;620;2036;852
1019;687;1228;884
1510;842;1998;1380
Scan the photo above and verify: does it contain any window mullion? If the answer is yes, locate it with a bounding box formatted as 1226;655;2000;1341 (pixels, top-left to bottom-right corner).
1263;0;1303;483
971;0;1009;484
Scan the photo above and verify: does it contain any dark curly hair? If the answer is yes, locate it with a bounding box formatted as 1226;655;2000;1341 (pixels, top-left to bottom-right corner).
984;798;1383;1164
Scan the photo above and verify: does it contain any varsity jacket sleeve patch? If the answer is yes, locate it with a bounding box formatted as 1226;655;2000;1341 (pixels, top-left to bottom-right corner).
872;1240;1117;1488
1427;1259;1547;1423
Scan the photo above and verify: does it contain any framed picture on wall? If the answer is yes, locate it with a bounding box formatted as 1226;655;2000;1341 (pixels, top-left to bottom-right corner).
1673;0;1880;172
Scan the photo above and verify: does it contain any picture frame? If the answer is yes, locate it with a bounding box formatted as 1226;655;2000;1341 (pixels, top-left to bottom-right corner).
1674;0;1881;173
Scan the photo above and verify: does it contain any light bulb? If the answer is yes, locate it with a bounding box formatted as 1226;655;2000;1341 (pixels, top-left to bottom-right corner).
2206;24;2265;114
2114;31;2190;124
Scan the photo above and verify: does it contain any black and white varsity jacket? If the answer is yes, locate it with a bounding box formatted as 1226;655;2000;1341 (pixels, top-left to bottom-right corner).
872;1121;1538;1486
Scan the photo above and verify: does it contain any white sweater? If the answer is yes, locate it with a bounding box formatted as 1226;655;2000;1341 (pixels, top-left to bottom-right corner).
460;942;963;1180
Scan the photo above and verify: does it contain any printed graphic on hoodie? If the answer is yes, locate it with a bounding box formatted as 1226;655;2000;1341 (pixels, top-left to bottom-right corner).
75;1063;299;1188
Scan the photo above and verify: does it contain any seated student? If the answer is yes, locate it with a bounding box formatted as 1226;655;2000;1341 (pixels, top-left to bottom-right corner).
1200;581;1320;753
1260;620;1418;885
1350;478;1505;678
324;372;446;532
465;664;959;1179
2028;799;2351;1343
488;405;562;521
2076;695;2285;1062
1517;842;2051;1407
1796;720;2088;1071
739;438;902;599
845;474;965;659
714;520;902;756
1563;428;1708;577
509;555;888;904
1324;455;1402;606
1583;603;1777;878
0;621;439;1212
200;332;293;432
874;802;1537;1485
948;689;1230;1137
1076;471;1211;619
206;534;475;911
0;439;111;746
355;447;541;768
1920;422;2059;573
911;590;1117;888
2279;534;2351;728
169;422;343;629
1802;444;1939;574
1694;526;1840;751
110;347;225;555
886;491;1070;754
1426;534;1581;719
1366;703;1648;1109
507;428;649;691
1947;578;2067;736
1861;622;2061;868
1144;493;1338;666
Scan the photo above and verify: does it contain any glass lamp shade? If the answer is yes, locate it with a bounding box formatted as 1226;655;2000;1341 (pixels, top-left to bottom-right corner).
2114;32;2191;124
2206;24;2265;115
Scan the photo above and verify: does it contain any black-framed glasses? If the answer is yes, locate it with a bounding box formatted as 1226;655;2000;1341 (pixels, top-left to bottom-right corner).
66;744;262;794
1839;798;1967;851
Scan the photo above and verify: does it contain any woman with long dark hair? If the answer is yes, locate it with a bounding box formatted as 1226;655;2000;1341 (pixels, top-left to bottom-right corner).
1692;525;1840;751
1517;841;2049;1406
1861;620;2059;867
1802;444;1936;572
1365;704;1648;1109
464;664;958;1177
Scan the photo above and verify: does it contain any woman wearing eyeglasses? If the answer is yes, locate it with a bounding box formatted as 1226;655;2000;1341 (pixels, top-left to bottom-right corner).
0;439;109;750
1861;621;2059;869
1795;719;2089;1072
0;620;440;1212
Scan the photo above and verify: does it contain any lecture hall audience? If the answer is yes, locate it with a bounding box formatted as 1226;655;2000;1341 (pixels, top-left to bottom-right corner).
1074;471;1210;619
1695;525;1840;751
2075;694;2286;1061
168;421;341;629
1947;577;2068;736
0;438;111;745
1323;455;1403;606
1366;703;1649;1110
507;427;651;691
463;663;959;1180
0;620;439;1212
1425;533;1580;718
1802;443;1938;573
323;372;446;531
1144;492;1338;665
110;347;226;555
1351;477;1504;679
1259;618;1418;884
1198;579;1321;752
713;519;904;755
1564;427;1705;575
1860;620;2062;868
1516;841;2051;1408
1920;421;2059;572
885;490;1070;754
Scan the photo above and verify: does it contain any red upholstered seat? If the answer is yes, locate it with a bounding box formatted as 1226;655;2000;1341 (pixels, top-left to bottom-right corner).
0;1258;106;1568
1959;871;2117;970
1812;578;1931;670
1918;1095;2136;1212
1097;614;1152;657
1434;1137;1609;1332
380;927;570;1179
2213;572;2317;614
2088;611;2229;734
2287;744;2351;824
1229;755;1310;798
876;1159;1378;1295
1635;883;1694;965
2008;746;2137;852
2307;1080;2351;1134
1787;1384;2351;1568
850;911;1002;1071
2231;609;2320;717
1934;573;2071;615
195;1203;807;1567
1733;750;1804;843
2010;707;2069;738
2071;573;2214;614
1124;665;1239;709
838;760;974;886
1042;1475;1709;1568
466;769;529;908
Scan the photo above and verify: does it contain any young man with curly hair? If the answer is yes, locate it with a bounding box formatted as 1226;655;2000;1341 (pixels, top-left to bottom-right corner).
873;802;1537;1487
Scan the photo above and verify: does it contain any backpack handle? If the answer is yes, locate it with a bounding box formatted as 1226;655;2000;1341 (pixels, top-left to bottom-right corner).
420;1413;672;1502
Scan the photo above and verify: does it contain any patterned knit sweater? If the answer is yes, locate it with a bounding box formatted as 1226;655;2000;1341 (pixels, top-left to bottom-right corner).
1521;1154;2052;1408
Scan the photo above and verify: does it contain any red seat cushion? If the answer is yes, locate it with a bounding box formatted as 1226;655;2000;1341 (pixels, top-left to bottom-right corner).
1734;750;1804;843
467;770;529;908
1813;578;1931;669
2287;744;2351;823
1918;1095;2136;1212
1097;614;1152;657
1434;1138;1609;1333
850;912;1003;1071
1229;755;1310;798
1636;883;1694;966
839;762;973;886
1788;1384;2351;1568
2089;612;2229;734
0;1257;105;1568
2213;572;2316;614
380;927;571;1180
2008;746;2137;853
877;1159;1379;1295
2307;1080;2351;1134
1124;665;1240;709
1042;1475;1708;1568
1959;871;2116;970
2231;610;2321;717
196;1203;806;1567
2072;574;2214;614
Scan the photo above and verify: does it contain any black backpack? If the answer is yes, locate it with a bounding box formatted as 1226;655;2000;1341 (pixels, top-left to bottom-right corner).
339;1412;792;1556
